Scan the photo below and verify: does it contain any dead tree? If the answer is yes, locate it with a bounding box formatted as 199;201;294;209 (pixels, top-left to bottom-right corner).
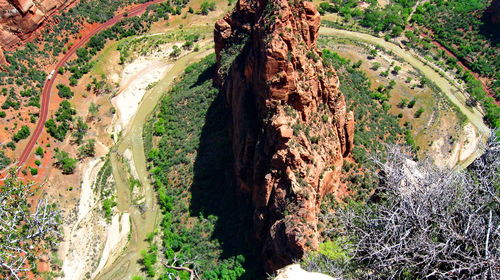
0;171;61;279
337;137;499;279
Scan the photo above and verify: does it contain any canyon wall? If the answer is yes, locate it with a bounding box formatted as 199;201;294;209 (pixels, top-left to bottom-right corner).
215;0;354;272
0;0;75;47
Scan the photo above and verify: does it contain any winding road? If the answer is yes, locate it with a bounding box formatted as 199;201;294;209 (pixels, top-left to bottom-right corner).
17;0;165;168
319;27;489;137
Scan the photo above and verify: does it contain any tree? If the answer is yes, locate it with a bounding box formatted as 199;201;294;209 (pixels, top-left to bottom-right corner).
88;102;99;121
199;1;216;15
398;98;408;108
407;98;416;108
54;149;77;174
0;171;61;279
0;151;10;170
170;45;181;58
56;84;73;99
368;48;378;59
414;107;424;118
78;139;96;159
72;117;88;145
391;65;401;75
35;146;44;157
370;62;381;70
13;126;30;142
388;80;396;89
333;140;499;279
419;77;429;88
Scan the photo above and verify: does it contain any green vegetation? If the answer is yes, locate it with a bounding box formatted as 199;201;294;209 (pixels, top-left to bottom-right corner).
78;139;96;159
144;54;258;279
0;0;190;139
410;0;499;132
414;107;424;118
320;0;417;37
54;149;77;174
319;0;499;134
35;146;44;157
102;198;117;220
45;100;76;141
12;125;30;142
199;1;216;15
0;150;11;170
30;167;38;176
72;117;88;145
321;49;407;198
56;84;74;99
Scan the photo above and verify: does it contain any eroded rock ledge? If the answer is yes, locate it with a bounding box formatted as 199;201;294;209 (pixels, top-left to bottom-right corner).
0;0;75;47
214;0;354;272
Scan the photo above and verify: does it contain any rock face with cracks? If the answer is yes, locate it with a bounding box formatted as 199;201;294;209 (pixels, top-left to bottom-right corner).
0;0;74;48
214;0;354;272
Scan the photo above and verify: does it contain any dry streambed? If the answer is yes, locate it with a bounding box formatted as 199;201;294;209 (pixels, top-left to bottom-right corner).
56;39;208;279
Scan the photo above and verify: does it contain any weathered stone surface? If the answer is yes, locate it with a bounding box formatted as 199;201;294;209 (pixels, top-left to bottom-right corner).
0;47;7;65
215;0;354;272
0;0;72;48
10;0;34;14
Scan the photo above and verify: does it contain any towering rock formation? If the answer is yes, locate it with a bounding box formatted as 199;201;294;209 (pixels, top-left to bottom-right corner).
214;0;354;272
0;0;75;47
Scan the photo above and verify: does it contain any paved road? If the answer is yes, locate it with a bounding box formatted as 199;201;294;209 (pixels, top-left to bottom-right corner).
17;0;165;168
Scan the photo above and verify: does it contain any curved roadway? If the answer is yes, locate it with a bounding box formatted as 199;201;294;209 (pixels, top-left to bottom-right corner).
319;27;490;137
17;0;165;167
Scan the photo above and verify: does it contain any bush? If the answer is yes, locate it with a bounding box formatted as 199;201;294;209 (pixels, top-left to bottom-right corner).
414;107;424;118
54;149;77;174
35;146;44;157
56;84;74;99
199;1;216;15
13;125;30;142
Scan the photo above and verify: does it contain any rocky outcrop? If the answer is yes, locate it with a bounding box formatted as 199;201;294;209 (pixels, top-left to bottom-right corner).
215;0;354;272
0;0;74;48
0;47;7;65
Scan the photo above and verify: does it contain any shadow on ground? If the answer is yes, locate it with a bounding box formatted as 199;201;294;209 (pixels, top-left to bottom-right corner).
189;75;264;278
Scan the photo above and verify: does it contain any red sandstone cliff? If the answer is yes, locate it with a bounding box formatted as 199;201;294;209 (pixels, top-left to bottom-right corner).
214;0;354;272
0;0;75;47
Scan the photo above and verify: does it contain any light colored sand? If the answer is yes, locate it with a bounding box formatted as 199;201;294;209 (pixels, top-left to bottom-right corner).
77;158;102;221
92;213;131;278
111;44;177;133
459;123;479;162
58;157;130;280
59;158;104;280
274;264;338;280
431;123;481;168
123;148;139;180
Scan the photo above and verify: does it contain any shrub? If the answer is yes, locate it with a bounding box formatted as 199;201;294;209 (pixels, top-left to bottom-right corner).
56;84;74;99
414;107;424;118
13;125;30;142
